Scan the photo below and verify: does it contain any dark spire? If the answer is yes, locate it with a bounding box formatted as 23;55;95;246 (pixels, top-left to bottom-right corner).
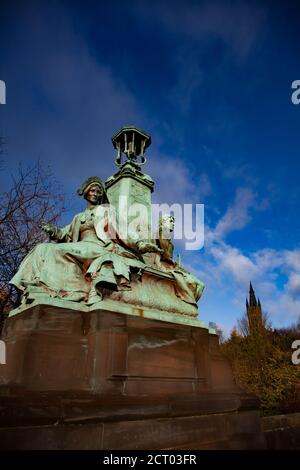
246;297;249;309
257;298;262;314
249;282;257;307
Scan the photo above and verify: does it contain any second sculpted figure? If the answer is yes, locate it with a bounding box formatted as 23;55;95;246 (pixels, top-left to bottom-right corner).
156;215;205;305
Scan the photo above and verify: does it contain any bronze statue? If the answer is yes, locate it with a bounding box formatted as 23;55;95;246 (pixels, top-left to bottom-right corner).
11;176;159;305
156;215;204;304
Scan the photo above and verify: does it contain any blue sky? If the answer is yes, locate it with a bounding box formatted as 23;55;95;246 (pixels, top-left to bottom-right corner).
0;0;300;335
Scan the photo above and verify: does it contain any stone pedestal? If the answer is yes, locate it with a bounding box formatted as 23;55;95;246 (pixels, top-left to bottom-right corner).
0;306;265;449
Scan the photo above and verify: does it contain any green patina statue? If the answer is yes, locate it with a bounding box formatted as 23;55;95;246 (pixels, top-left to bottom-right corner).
10;127;205;321
11;176;159;306
156;215;204;304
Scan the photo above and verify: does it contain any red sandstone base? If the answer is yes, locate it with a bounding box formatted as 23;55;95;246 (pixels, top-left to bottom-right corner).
0;305;265;449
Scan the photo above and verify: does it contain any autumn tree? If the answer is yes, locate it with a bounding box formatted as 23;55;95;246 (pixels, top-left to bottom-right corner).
237;310;271;337
221;316;300;415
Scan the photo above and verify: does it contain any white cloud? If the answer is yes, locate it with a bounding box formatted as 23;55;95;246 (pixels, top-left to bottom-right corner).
201;240;300;326
265;294;300;322
149;152;211;205
149;157;197;205
284;250;300;272
253;249;284;273
210;242;259;285
186;185;300;330
212;187;256;240
285;272;300;299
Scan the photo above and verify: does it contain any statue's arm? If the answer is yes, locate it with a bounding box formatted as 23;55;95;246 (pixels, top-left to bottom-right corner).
105;209;162;255
41;222;72;243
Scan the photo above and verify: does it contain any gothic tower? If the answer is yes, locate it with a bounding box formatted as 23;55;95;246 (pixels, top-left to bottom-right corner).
246;282;263;335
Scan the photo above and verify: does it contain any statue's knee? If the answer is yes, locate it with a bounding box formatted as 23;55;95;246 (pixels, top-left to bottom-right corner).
34;243;45;254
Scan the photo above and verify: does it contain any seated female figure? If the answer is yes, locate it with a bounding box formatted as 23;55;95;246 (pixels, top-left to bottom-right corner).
10;176;152;305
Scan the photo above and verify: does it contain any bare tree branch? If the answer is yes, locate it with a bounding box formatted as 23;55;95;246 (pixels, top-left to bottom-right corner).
0;160;66;322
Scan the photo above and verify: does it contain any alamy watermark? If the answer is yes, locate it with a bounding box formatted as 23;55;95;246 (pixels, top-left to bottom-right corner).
291;340;300;365
93;197;204;251
291;80;300;105
0;340;6;365
0;80;6;104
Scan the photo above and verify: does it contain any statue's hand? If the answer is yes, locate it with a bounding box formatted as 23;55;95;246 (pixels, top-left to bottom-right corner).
41;223;56;236
137;241;163;255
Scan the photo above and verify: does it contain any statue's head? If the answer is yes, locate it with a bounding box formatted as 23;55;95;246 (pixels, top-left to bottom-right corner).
77;176;109;205
159;214;175;233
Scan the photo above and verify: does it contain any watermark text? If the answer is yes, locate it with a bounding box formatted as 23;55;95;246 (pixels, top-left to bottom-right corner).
94;198;205;251
0;340;6;365
0;80;6;104
291;80;300;105
291;340;300;365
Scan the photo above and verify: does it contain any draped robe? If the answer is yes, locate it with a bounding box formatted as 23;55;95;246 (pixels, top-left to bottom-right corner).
11;207;144;302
